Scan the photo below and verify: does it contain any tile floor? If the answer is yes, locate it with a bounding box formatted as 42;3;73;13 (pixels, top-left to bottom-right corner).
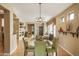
11;39;24;56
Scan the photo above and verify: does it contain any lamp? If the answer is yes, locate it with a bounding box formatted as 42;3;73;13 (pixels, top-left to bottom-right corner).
36;3;44;23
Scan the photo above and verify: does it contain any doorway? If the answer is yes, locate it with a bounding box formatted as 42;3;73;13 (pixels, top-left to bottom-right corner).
0;5;10;55
39;26;43;36
0;15;4;55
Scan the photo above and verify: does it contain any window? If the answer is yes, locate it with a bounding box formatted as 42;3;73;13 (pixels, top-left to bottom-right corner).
60;17;64;23
48;24;56;37
2;18;4;27
68;12;74;21
48;24;53;34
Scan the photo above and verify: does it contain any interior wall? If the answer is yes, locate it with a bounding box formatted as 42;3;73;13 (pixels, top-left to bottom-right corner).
56;4;79;32
0;4;15;55
56;4;79;55
46;4;79;56
58;33;79;55
13;16;19;42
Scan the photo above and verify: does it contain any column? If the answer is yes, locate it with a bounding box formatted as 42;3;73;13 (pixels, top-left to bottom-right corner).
44;22;47;35
4;10;10;54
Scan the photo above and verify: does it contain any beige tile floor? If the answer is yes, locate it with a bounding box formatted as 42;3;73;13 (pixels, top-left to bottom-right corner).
11;39;24;56
11;38;34;56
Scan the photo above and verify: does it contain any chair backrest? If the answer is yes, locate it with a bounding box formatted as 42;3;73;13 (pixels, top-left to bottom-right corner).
49;34;53;41
23;38;28;49
25;31;27;37
35;40;46;56
52;38;59;51
36;35;42;41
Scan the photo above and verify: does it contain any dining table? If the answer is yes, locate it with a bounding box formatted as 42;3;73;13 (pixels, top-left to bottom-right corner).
24;36;54;56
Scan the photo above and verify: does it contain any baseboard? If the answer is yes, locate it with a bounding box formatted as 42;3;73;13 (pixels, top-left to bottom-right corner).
10;46;17;55
4;53;10;56
58;44;74;56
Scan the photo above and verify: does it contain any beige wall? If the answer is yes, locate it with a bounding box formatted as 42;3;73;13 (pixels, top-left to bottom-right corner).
56;4;79;55
0;4;16;55
56;4;79;32
58;33;79;55
46;4;79;56
0;5;11;54
13;16;19;41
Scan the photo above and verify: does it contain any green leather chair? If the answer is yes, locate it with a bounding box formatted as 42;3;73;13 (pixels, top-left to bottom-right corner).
46;38;59;56
35;41;47;56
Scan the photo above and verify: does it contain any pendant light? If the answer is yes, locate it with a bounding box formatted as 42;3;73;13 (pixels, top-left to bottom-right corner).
36;3;43;23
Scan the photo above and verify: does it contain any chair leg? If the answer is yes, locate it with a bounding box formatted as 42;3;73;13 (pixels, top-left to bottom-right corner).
24;52;25;56
24;51;28;56
47;53;48;56
34;51;35;56
56;51;57;56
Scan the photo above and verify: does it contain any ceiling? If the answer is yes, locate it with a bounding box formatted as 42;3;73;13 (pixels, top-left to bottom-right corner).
8;3;72;22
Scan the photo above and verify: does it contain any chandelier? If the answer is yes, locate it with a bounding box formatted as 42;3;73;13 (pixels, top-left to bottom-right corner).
35;3;44;23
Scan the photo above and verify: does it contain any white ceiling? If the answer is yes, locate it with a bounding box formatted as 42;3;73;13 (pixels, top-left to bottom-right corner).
8;3;72;22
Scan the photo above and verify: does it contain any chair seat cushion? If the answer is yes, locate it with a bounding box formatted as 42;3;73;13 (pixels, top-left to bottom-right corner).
26;46;35;52
46;48;54;52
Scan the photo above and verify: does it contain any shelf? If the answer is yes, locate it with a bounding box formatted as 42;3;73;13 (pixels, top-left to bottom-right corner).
59;31;79;38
